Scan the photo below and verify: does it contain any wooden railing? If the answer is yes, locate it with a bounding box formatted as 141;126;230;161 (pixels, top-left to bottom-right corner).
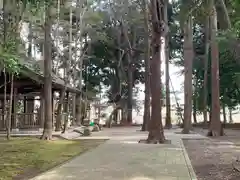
0;112;72;130
0;113;40;130
16;113;40;129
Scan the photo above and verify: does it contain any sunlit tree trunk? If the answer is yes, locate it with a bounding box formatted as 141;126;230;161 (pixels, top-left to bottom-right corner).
164;0;171;129
62;92;69;133
208;1;223;136
2;0;7;131
229;108;233;123
7;74;13;140
182;16;193;134
146;0;165;143
127;61;133;124
55;90;64;131
142;0;150;131
222;104;227;127
218;0;231;29
121;22;134;125
203;15;210;127
41;2;53;140
27;21;32;57
193;93;197;124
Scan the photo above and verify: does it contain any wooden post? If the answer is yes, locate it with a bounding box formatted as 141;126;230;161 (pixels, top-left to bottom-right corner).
12;88;18;129
23;96;27;126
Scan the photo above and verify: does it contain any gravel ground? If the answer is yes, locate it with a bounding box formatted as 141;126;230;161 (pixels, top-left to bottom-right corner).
183;137;240;180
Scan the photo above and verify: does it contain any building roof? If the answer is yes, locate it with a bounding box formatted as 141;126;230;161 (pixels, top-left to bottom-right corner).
12;54;81;94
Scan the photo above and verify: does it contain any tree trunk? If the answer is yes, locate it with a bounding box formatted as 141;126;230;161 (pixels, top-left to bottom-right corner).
27;21;32;57
40;89;45;129
222;104;227;127
121;21;135;125
142;0;150;131
146;0;165;143
41;3;53;140
120;103;128;124
203;16;210;127
75;45;84;126
55;90;64;131
62;92;69;133
193;94;197;124
218;0;231;29
182;16;193;134
207;1;223;136
164;0;171;129
209;107;212;124
75;94;82;126
127;65;133;124
3;69;7;129
2;0;7;130
12;88;18;129
72;93;76;125
229;108;233;123
7;74;13;140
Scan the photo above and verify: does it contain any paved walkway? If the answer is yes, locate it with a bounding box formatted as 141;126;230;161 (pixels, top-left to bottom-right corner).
32;127;204;180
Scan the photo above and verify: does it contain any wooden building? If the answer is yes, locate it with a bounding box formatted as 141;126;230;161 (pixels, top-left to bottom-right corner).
0;57;81;131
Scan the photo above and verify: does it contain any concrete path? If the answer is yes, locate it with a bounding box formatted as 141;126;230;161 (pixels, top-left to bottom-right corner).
32;127;204;180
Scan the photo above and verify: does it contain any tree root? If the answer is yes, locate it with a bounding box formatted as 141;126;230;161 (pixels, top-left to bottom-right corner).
164;125;172;130
40;134;52;140
233;160;240;172
207;129;225;136
181;129;190;134
138;139;171;144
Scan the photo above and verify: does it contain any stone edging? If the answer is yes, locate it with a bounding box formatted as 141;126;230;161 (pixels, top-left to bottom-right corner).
179;138;198;180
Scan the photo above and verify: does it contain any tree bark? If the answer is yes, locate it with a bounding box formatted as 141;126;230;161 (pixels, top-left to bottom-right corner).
193;94;197;124
40;89;45;129
208;1;223;136
203;16;210;128
127;64;133;124
27;21;32;57
3;69;7;129
142;0;150;131
72;93;76;125
218;0;231;29
164;0;171;129
62;92;69;133
222;104;227;127
41;2;53;140
2;0;7;130
12;88;18;129
55;90;64;131
147;0;165;143
182;16;193;134
121;20;135;125
229;108;233;123
75;94;82;126
7;74;13;139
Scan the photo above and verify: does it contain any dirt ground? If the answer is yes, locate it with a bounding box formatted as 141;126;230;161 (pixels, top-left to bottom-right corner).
183;129;240;180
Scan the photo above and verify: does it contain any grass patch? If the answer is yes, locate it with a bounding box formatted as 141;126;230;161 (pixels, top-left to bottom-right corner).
0;137;106;180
